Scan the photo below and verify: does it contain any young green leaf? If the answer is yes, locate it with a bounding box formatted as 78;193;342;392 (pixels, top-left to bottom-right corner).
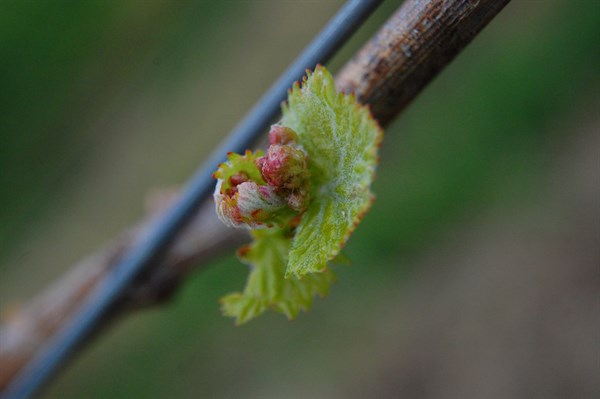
220;229;336;325
282;66;382;277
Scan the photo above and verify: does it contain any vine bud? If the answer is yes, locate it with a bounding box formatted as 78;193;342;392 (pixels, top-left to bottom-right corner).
213;126;312;230
215;180;286;229
256;126;310;211
256;144;308;191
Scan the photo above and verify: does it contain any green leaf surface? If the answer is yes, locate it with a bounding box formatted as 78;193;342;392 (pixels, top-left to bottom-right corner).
221;229;336;325
281;66;382;276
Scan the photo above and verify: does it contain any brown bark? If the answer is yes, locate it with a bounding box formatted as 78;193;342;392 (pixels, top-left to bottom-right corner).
0;0;511;390
336;0;511;125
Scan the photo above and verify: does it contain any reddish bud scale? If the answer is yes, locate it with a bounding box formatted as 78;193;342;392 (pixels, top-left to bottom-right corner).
236;244;251;258
269;125;299;145
228;171;249;188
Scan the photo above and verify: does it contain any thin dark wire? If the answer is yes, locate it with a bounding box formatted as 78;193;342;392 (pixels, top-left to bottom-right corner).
2;1;383;398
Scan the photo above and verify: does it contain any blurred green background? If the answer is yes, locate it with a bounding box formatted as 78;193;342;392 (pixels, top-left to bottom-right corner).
1;0;598;398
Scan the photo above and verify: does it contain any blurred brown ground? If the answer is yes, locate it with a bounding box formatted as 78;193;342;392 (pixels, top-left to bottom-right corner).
342;102;600;399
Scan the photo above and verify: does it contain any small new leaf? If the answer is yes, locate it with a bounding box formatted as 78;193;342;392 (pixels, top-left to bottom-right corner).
221;229;336;325
282;66;382;277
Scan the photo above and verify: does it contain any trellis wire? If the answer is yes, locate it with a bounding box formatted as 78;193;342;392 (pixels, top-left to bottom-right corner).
1;1;383;398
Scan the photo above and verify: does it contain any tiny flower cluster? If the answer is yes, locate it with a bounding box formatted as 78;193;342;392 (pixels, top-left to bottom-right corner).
213;125;310;229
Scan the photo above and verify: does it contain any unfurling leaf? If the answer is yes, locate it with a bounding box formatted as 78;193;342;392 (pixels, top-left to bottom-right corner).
281;67;382;277
213;65;382;324
220;229;335;325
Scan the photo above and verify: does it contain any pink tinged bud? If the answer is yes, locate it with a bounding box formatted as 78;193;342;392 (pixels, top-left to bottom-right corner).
237;182;285;220
213;126;312;230
269;125;299;145
214;180;286;229
256;144;309;191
